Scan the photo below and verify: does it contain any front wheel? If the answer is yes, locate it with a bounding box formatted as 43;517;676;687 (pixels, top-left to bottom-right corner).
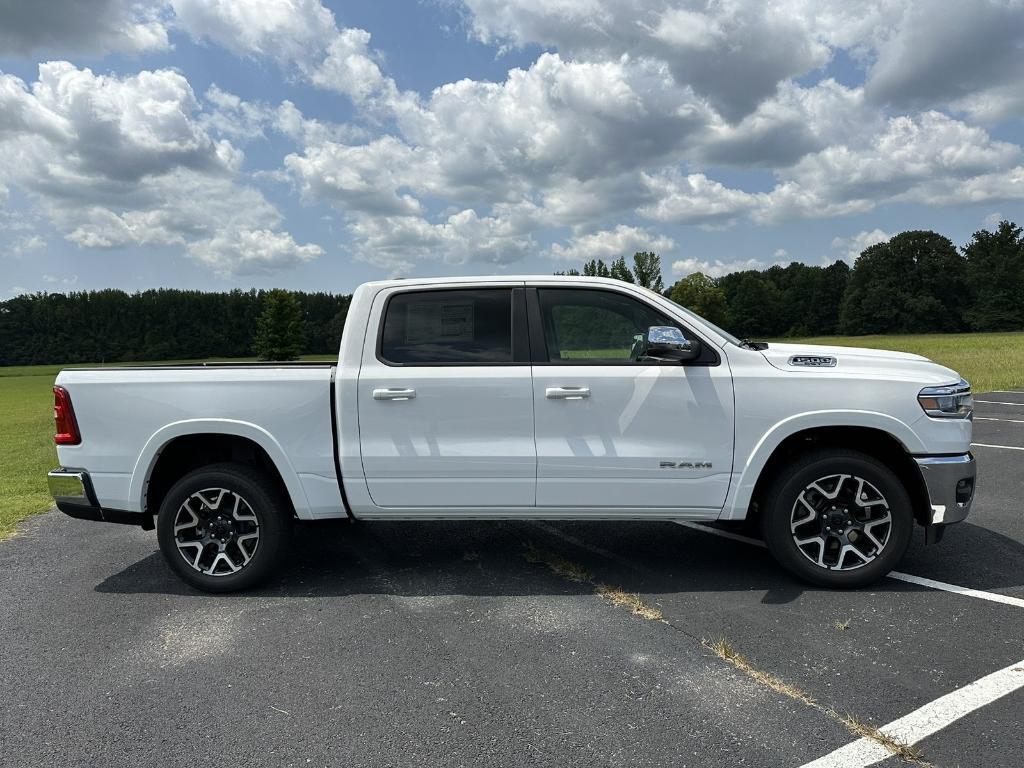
761;449;913;588
156;463;292;592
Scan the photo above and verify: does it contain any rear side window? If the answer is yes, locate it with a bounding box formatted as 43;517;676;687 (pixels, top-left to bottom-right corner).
380;289;513;364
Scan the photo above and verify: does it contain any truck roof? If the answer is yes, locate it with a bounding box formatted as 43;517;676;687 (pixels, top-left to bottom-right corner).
357;274;649;290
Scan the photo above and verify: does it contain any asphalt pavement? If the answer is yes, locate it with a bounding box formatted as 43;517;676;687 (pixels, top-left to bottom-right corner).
1;392;1022;767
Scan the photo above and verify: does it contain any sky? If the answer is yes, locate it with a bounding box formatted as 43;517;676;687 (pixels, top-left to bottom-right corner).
0;0;1022;298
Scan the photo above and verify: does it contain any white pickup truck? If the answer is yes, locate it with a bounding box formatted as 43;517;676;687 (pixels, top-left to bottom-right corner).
48;275;976;592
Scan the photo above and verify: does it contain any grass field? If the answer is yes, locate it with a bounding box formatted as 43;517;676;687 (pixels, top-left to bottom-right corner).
1;333;1022;539
783;331;1024;393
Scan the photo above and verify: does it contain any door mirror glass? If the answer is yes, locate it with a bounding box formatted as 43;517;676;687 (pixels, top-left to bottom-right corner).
643;326;700;362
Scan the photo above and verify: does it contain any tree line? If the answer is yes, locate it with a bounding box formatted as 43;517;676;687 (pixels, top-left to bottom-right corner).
562;221;1024;338
1;220;1021;366
0;288;349;365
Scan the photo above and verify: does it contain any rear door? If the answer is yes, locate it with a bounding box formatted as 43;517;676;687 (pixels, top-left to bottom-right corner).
528;285;734;512
357;285;536;509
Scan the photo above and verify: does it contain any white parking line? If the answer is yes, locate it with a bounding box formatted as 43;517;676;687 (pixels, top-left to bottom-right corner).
971;442;1024;452
799;658;1024;768
975;416;1024;424
974;399;1024;406
674;522;1024;609
887;572;1024;609
990;390;1024;394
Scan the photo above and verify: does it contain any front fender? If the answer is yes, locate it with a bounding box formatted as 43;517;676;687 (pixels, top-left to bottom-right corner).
721;410;925;520
128;419;313;519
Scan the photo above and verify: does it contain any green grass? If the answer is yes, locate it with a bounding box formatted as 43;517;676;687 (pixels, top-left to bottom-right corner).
0;373;60;539
782;331;1024;392
0;335;1020;538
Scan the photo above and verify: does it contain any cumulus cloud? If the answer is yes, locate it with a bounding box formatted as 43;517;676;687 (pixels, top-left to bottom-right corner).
547;224;675;262
671;256;779;279
186;228;323;276
0;0;169;56
831;229;892;261
460;0;829;120
0;62;322;276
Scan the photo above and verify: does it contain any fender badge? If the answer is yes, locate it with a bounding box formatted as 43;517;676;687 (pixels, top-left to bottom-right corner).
788;355;837;367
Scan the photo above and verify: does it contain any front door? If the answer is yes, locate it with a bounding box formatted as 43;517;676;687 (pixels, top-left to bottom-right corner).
529;286;734;511
357;285;536;509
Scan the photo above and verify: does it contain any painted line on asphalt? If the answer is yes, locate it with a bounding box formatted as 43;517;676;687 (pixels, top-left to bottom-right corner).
973;399;1024;406
886;572;1024;609
975;416;1024;424
971;442;1024;452
798;658;1024;768
990;390;1024;394
674;522;1024;609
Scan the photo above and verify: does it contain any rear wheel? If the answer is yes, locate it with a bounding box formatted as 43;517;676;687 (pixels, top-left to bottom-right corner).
156;463;291;592
761;449;913;588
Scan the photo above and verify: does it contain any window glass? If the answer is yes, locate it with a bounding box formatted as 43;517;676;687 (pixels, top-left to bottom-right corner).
538;288;681;362
380;289;513;364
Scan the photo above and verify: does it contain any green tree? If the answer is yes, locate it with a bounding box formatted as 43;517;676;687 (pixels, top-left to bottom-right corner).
963;220;1024;331
669;272;729;326
726;272;785;338
840;231;966;334
609;255;635;283
254;289;306;361
631;251;664;291
583;259;611;277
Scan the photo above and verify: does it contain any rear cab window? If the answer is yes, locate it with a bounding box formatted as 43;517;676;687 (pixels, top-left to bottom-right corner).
379;289;514;365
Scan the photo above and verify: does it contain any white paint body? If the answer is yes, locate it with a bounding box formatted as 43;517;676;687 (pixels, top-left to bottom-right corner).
55;275;972;522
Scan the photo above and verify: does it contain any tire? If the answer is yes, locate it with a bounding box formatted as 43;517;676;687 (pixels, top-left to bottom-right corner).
156;462;292;593
761;449;913;588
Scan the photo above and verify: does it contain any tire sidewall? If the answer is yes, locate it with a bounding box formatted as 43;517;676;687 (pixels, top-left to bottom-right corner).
156;464;290;592
762;451;913;588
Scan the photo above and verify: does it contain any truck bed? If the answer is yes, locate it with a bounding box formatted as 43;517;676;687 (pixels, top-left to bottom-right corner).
54;364;343;520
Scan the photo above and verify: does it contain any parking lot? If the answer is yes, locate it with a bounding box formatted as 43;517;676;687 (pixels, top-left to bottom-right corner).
1;393;1022;768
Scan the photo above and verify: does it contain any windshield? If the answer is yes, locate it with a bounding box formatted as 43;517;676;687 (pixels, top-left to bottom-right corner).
661;294;744;346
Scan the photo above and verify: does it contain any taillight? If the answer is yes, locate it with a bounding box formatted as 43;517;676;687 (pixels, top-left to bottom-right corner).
53;386;81;445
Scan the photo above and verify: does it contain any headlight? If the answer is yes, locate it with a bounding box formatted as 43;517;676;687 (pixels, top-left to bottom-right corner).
918;379;973;419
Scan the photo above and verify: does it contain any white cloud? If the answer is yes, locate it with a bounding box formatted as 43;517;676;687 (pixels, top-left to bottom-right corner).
671;256;777;279
831;229;892;260
186;228;324;276
171;0;336;64
0;0;169;56
8;234;46;258
639;171;765;225
983;212;1004;228
460;0;830;120
0;63;322;276
547;224;675;262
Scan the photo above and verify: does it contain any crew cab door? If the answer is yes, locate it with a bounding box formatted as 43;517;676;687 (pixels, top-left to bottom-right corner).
357;285;535;508
528;286;734;511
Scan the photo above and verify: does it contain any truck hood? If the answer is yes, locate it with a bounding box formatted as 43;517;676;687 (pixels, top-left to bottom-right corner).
760;342;962;385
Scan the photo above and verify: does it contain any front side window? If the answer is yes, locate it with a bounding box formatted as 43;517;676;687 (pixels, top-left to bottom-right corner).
380;289;513;364
537;288;682;363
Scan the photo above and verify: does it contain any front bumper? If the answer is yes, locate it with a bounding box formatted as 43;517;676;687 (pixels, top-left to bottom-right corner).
47;468;152;529
913;452;976;528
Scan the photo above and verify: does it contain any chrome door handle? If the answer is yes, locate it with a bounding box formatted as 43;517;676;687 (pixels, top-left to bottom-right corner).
546;386;590;400
373;387;416;401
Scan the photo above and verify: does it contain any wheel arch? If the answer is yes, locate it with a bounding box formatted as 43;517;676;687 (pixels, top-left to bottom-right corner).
131;420;312;520
725;414;930;527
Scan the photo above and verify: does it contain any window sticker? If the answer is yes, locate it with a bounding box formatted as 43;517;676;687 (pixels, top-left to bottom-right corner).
405;301;475;343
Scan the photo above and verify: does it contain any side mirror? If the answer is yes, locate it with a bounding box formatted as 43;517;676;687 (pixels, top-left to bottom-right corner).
643;326;700;362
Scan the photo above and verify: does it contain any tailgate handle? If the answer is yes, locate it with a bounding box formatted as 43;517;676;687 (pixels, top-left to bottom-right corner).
373;388;416;401
546;386;590;400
